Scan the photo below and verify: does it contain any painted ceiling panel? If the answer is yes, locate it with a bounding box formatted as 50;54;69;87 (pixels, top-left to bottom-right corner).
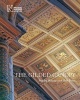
49;46;76;68
33;35;59;52
34;7;66;30
21;0;48;18
52;21;79;39
31;57;57;79
48;76;74;97
19;24;45;45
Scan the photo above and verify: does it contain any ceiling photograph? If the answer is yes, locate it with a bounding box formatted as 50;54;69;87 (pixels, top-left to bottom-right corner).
0;0;80;100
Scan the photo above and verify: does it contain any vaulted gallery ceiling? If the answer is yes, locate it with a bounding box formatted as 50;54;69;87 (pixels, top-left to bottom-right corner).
14;0;80;100
1;0;80;100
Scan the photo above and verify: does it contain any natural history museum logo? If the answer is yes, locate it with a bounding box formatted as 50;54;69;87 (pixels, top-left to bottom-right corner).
7;5;22;12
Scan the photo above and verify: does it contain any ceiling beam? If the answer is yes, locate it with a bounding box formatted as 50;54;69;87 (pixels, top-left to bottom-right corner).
47;0;80;25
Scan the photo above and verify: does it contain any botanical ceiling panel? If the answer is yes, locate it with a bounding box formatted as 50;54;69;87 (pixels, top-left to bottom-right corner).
33;35;59;52
19;24;45;45
34;7;66;30
21;0;48;18
31;57;57;79
49;46;76;68
48;76;74;97
52;21;79;39
14;48;39;64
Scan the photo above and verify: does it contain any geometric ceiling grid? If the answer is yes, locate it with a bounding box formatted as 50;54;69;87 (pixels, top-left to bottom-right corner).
2;0;80;99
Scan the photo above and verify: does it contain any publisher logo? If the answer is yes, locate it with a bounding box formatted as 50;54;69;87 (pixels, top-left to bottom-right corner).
7;5;22;12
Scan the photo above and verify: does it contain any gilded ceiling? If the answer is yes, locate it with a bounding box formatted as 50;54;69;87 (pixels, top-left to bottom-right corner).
1;0;80;100
13;0;80;99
